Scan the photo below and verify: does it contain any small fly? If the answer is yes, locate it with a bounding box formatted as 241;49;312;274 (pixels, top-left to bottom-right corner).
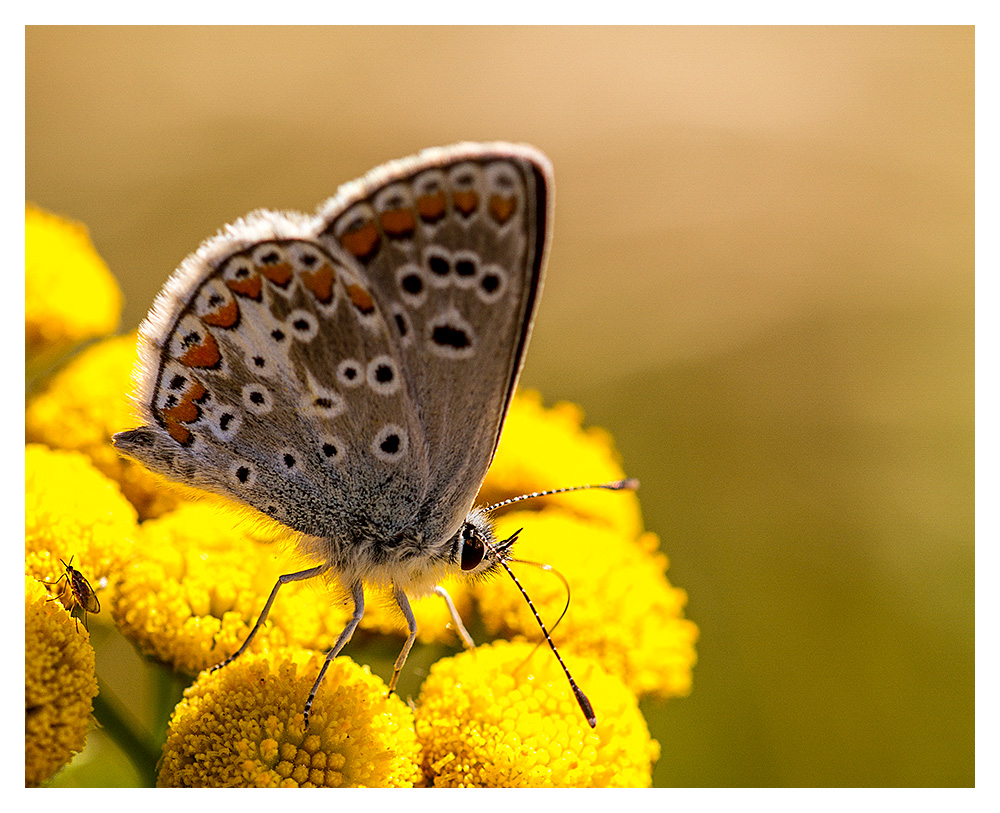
41;556;101;632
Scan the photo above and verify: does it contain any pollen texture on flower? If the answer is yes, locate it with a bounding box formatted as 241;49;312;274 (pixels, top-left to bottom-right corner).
474;509;698;700
157;649;422;787
111;502;350;675
25;444;137;613
414;640;659;787
25;575;99;787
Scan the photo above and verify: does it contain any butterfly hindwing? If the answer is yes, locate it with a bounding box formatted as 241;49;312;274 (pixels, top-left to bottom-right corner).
119;216;429;537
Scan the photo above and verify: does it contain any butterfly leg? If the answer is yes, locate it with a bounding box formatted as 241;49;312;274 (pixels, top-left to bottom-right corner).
433;585;475;650
388;585;417;695
304;580;364;727
212;563;329;672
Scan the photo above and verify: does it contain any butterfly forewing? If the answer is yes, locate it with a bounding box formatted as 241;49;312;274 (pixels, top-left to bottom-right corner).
318;146;552;534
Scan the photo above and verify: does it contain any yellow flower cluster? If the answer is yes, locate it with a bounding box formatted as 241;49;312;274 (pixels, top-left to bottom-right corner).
112;502;351;675
415;640;660;787
25;204;121;365
25;333;185;520
106;498;474;679
26;444;136;597
158;650;421;787
482;391;643;537
24;205;696;787
474;509;698;700
25;575;99;786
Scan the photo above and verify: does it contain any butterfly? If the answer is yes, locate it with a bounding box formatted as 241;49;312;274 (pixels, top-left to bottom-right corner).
114;142;632;727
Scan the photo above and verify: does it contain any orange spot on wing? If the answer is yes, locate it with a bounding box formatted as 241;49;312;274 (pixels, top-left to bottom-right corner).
488;194;517;224
452;190;479;217
416;190;447;223
185;380;208;403
165;419;193;445
160;380;208;424
345;284;375;315
380;207;416;238
179;330;221;369
226;275;263;300
339;220;380;262
260;261;293;287
301;263;335;304
201;298;240;328
161;399;199;423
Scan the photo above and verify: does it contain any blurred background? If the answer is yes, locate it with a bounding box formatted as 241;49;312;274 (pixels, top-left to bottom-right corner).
25;26;973;786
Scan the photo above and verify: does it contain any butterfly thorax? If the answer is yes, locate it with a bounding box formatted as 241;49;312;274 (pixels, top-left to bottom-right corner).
296;507;503;596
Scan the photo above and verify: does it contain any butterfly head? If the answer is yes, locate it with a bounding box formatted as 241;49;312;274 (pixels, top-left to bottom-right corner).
451;509;517;580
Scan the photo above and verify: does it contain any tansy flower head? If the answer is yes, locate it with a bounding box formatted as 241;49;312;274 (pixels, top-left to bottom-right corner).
111;500;472;678
111;502;351;676
481;391;643;537
26;334;185;520
414;640;660;787
25;204;122;368
474;509;698;700
26;444;137;615
157;649;422;787
25;575;99;787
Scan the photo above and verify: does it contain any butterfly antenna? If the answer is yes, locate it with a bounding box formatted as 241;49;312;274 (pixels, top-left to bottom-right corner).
484;477;638;514
507;557;572;672
486;530;597;728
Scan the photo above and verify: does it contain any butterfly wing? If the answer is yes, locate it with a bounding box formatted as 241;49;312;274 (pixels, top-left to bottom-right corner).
317;143;552;535
114;209;430;539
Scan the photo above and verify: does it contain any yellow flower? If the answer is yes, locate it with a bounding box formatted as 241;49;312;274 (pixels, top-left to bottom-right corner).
480;391;643;537
111;502;354;676
473;509;698;700
25;444;137;613
414;640;659;787
158;649;422;787
25;575;99;787
111;500;474;678
25;204;121;366
25;334;185;520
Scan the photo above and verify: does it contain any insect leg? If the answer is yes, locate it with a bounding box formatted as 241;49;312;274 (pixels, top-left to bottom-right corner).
388;585;418;695
433;584;475;650
212;563;329;672
41;563;78;631
40;570;68;588
304;580;365;727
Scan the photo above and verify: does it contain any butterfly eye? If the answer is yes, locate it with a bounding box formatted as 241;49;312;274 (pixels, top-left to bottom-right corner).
460;526;485;571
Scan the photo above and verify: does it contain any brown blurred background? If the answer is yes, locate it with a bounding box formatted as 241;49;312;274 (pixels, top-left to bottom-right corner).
26;26;974;786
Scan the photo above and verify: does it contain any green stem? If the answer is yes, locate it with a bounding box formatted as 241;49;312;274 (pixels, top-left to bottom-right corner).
93;679;160;787
151;665;189;743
